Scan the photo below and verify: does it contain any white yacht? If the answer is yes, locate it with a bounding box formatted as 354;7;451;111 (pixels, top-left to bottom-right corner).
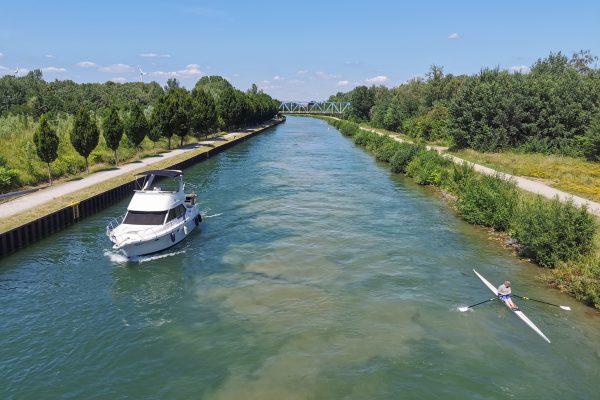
106;170;201;257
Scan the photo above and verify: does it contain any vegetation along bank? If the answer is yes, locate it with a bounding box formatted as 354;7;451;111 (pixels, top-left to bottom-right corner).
0;73;279;193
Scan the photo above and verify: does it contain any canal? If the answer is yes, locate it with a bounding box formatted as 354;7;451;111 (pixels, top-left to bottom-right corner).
1;116;599;399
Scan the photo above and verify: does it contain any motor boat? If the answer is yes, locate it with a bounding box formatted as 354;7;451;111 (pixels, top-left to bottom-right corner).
106;169;201;257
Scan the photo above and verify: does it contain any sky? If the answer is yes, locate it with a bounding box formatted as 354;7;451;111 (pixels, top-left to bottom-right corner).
0;0;599;101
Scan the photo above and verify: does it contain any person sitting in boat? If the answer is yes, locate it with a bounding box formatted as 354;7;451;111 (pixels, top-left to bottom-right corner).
498;280;518;310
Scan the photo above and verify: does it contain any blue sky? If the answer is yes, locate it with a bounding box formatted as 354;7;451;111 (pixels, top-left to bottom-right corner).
1;0;599;100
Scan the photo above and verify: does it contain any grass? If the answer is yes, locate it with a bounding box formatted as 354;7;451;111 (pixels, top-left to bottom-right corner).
451;149;600;203
0;121;277;233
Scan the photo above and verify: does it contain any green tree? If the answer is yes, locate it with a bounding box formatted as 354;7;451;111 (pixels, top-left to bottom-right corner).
124;104;148;153
349;85;375;121
190;87;217;139
217;86;241;130
33;114;59;184
150;86;191;149
101;106;124;166
70;106;99;173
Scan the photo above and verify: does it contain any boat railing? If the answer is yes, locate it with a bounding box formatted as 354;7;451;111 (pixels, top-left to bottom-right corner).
106;214;125;237
106;215;171;247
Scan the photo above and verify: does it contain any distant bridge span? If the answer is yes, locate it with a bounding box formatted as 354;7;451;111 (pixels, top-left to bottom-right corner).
279;101;351;115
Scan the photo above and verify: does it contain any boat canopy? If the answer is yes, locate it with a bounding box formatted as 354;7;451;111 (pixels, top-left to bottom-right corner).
137;170;182;178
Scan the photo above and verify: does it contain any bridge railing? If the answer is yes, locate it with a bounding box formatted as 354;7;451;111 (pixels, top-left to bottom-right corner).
279;101;351;114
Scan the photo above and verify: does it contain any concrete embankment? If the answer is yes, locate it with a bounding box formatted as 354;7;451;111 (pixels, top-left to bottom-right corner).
0;118;284;257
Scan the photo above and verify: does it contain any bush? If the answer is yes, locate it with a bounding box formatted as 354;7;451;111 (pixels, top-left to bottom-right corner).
405;150;451;186
512;197;596;267
546;258;600;309
389;143;422;173
0;165;20;192
375;140;402;162
454;173;518;231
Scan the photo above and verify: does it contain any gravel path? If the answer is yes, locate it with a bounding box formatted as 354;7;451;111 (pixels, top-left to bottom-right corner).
0;125;272;220
361;127;600;217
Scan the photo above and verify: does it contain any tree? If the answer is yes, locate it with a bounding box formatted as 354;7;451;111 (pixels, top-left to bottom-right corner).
70;106;99;173
33;114;59;184
125;104;148;152
150;87;192;149
349;86;375;121
190;87;217;138
217;86;241;130
101;106;124;166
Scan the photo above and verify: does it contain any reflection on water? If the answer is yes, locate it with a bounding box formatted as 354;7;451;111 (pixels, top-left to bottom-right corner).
1;116;599;399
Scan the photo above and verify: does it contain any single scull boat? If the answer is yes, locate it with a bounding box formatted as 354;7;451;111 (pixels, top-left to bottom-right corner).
473;269;551;344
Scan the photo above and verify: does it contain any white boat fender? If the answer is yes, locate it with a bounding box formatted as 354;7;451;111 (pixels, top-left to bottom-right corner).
184;225;188;235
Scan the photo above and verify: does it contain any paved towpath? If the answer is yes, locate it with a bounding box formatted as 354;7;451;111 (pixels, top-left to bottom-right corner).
360;126;600;217
0;122;275;220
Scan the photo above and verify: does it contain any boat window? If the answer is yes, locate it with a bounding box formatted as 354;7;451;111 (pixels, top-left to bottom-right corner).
123;210;167;225
166;208;177;222
178;204;186;218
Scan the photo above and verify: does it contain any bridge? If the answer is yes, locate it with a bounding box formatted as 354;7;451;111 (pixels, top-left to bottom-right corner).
279;101;351;115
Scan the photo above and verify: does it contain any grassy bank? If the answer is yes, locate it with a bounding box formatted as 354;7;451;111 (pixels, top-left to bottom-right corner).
450;149;600;204
320;116;600;309
0;120;279;234
0;114;230;193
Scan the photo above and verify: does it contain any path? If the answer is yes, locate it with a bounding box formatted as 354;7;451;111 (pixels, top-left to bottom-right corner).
0;123;274;220
360;126;600;216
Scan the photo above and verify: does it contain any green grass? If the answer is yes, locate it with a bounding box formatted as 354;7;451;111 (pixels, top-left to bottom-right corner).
451;149;600;204
0;113;228;193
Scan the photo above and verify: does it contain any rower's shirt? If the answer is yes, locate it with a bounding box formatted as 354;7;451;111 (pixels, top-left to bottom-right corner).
498;284;511;295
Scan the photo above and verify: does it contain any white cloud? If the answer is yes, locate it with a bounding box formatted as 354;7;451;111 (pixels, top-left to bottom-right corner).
42;66;66;73
0;65;8;70
261;80;271;84
289;79;304;85
448;32;460;40
273;75;284;81
149;64;203;79
366;75;388;84
297;69;308;74
45;54;55;58
337;80;350;87
509;65;531;74
139;53;171;58
314;71;338;80
99;63;134;73
109;77;127;83
76;61;98;68
0;52;4;57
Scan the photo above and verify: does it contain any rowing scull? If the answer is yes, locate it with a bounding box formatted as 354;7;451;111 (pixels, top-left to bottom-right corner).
473;269;551;344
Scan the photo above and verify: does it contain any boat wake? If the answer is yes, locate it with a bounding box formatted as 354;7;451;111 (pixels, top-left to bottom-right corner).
104;249;186;264
204;213;222;218
138;250;186;264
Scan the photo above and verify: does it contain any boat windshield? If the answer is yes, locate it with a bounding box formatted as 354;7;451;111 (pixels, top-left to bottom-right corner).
123;210;167;225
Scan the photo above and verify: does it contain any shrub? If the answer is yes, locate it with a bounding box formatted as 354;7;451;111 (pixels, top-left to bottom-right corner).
512;197;596;267
389;143;422;173
0;165;20;192
454;173;518;231
545;258;600;309
364;134;389;153
405;150;451;186
375;140;402;162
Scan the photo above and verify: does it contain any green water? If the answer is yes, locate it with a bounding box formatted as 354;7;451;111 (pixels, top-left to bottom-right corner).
1;116;599;399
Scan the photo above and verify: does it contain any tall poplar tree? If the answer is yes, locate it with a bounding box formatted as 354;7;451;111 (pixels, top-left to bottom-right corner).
33;114;59;185
190;87;217;139
70;106;99;173
125;104;148;153
102;106;124;166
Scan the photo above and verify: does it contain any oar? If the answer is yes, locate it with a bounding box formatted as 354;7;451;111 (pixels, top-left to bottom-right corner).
513;294;571;311
459;298;496;312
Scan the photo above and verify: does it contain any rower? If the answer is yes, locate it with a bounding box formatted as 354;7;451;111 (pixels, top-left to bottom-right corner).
497;280;518;310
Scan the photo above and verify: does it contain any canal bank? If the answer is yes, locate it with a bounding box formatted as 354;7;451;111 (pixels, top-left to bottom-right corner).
0;118;284;257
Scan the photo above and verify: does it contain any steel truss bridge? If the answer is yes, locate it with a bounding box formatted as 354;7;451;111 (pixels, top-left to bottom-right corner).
279;101;351;115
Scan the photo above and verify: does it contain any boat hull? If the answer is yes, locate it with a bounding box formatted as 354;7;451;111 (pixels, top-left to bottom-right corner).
111;210;201;258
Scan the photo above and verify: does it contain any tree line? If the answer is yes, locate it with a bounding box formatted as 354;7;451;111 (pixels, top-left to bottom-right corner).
1;73;279;190
330;50;600;160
